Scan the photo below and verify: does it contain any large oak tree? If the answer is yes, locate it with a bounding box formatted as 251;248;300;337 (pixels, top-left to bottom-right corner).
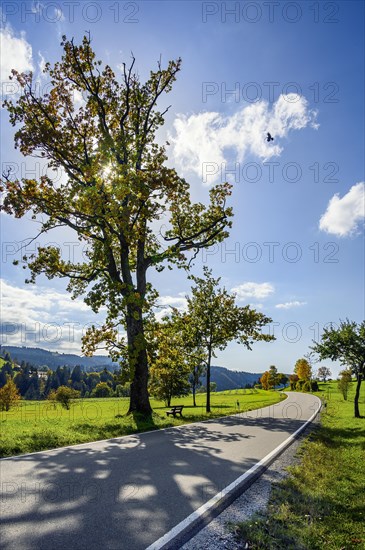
1;35;233;416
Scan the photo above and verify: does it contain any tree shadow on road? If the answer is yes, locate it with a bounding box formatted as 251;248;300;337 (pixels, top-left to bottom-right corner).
0;398;318;550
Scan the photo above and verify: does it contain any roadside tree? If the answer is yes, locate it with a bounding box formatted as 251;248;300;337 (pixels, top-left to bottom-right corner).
268;365;280;389
289;374;299;390
338;369;352;401
294;358;312;381
186;267;275;412
317;366;332;382
149;319;191;407
162;309;207;407
260;371;270;390
312;320;365;417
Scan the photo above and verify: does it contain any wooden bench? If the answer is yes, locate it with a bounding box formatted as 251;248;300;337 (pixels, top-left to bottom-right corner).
166;405;184;417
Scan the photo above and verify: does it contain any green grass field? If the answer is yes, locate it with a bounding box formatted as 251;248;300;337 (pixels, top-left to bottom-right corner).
0;388;285;457
234;381;365;549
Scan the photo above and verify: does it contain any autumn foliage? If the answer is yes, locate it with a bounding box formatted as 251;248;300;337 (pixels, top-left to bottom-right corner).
1;35;233;416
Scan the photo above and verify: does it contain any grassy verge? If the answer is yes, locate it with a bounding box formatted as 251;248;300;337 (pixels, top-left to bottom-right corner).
233;382;365;549
0;388;285;457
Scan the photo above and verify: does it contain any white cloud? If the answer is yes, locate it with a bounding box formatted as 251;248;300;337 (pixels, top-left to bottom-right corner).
0;25;33;81
231;282;274;300
170;94;318;184
319;182;365;237
54;7;65;21
31;1;44;13
154;294;187;321
275;301;307;310
0;279;93;323
0;279;103;352
73;88;86;106
38;51;46;74
157;294;187;308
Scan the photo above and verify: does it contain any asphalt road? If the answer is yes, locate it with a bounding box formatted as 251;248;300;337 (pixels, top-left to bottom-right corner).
0;392;321;550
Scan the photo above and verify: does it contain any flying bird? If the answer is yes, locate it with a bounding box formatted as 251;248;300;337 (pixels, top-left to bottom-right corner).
266;132;274;142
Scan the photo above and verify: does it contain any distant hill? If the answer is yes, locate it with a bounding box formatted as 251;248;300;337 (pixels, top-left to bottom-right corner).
0;346;118;371
201;366;262;391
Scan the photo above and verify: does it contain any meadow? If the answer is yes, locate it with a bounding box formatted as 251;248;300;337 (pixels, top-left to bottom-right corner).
234;381;365;549
0;388;285;457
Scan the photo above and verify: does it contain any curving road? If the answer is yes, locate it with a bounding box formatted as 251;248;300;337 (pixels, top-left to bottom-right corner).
0;392;321;550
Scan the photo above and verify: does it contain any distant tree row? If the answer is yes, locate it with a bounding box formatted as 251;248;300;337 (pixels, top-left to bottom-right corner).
259;359;319;393
0;354;244;408
0;359;130;400
259;366;288;390
258;320;364;419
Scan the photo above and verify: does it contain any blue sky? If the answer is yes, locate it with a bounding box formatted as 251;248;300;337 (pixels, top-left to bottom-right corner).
0;1;364;376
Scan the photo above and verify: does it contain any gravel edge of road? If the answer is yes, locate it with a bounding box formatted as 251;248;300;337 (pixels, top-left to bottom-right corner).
180;412;321;550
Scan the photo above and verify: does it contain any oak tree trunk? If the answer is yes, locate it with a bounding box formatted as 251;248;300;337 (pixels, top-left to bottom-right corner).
126;306;152;416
